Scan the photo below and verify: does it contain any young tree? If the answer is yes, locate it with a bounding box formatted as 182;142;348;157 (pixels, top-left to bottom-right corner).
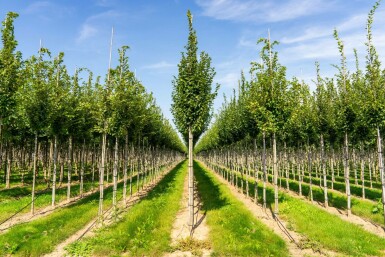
363;0;385;222
248;32;288;215
171;10;219;232
21;46;52;213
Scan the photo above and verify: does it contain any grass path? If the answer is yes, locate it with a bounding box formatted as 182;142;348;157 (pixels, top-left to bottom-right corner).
194;161;289;257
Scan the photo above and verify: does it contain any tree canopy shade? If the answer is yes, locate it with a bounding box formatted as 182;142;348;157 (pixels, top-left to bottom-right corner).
171;10;219;145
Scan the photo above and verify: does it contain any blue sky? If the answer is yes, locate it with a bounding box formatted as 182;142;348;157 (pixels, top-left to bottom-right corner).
1;0;385;128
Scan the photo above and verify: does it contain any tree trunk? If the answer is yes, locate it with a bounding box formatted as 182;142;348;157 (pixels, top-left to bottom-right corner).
52;135;58;207
321;134;328;208
91;143;95;191
31;133;38;215
253;138;258;203
331;147;335;190
113;136;118;217
377;127;385;224
98;131;107;223
67;136;72;201
188;127;194;234
262;131;267;210
344;132;351;216
123;133;128;206
80;140;85;197
5;142;11;189
273;132;278;215
307;144;313;202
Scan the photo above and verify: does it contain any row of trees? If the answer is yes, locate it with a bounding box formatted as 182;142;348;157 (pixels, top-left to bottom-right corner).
0;12;185;216
196;1;385;222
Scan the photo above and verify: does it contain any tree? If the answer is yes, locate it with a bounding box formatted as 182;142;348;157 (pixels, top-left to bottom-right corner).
363;0;385;223
171;10;219;232
21;46;52;213
248;32;288;214
0;12;22;188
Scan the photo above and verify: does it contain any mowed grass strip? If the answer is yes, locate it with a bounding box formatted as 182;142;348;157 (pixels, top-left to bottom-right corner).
212;164;385;256
65;161;187;257
0;165;157;257
194;161;288;257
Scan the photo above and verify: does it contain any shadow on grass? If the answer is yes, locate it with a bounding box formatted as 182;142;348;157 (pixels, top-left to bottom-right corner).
193;162;230;211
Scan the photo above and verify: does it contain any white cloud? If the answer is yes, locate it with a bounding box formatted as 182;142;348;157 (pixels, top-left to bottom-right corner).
196;0;333;23
77;24;98;43
23;1;74;19
86;10;120;23
76;10;120;44
24;1;52;13
142;61;175;70
238;37;257;48
215;72;240;88
281;27;332;44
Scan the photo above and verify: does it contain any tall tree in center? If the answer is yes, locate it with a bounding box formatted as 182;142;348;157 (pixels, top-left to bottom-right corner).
171;10;219;233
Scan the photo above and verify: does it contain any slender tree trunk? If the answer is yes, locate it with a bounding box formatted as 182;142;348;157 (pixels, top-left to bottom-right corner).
31;133;38;215
273;133;279;215
6;142;11;189
130;157;133;196
331;148;335;190
67;136;72;201
361;155;365;199
377;127;385;224
52;135;58;207
91;143;95;191
298;155;302;197
98;131;107;223
369;155;373;189
308;144;313;202
188;127;194;233
344;132;351;216
321;134;328;207
59;153;64;187
253;138;258;203
113;136;118;217
123;133;128;206
262;131;267;210
48;139;53;185
80;140;85;197
353;149;358;185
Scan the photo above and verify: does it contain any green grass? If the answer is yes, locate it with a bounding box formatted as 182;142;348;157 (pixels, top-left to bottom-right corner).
294;168;382;190
0;164;161;257
264;170;384;226
236;166;383;226
65;161;187;257
0;181;97;223
194;161;288;257
209;163;385;256
285;170;383;201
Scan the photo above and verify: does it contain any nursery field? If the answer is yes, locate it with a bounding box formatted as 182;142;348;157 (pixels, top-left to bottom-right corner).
2;0;385;256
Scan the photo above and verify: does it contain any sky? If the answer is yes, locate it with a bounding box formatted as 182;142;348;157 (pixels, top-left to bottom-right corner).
1;0;385;129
